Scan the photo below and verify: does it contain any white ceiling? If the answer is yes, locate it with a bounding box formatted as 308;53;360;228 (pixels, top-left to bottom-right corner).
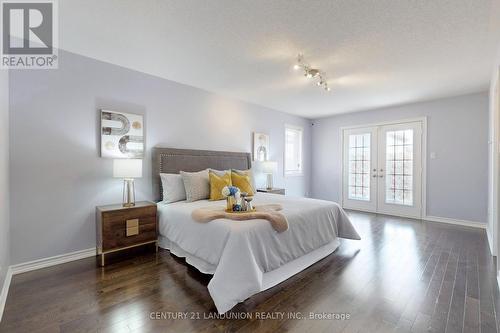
60;0;500;119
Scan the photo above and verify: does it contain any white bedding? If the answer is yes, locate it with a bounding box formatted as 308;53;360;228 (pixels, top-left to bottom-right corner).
157;193;360;313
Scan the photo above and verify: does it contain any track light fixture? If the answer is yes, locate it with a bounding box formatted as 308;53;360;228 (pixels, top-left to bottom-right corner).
293;54;330;91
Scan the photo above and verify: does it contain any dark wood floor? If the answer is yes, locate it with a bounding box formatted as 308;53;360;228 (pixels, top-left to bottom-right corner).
1;211;499;333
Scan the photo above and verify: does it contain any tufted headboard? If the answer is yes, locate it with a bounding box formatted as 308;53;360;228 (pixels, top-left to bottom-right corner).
152;147;252;202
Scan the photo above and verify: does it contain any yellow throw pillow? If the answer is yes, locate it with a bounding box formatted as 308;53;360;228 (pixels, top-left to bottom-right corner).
232;169;256;191
209;171;232;201
231;171;254;195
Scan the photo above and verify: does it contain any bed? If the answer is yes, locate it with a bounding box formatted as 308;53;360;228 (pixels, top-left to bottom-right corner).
152;147;360;314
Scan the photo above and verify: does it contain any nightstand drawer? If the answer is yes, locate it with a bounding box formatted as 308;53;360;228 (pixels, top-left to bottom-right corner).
102;215;157;231
102;222;157;251
102;206;156;222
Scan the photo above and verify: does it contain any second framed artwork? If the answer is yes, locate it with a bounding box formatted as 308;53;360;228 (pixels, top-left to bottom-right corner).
253;132;269;162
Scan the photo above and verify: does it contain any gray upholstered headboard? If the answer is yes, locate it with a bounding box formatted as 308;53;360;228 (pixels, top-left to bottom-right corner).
152;147;252;202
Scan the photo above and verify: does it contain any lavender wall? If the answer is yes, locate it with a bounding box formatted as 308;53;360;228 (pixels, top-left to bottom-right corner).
311;92;489;224
9;50;312;264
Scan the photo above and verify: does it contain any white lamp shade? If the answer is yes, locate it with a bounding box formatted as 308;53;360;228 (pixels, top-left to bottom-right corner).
261;161;278;174
113;159;142;178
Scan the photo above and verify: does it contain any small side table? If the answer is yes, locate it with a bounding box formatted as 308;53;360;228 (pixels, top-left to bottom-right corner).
96;201;158;266
256;188;286;195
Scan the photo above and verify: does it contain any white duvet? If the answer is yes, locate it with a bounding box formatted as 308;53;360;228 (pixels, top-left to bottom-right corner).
157;193;360;313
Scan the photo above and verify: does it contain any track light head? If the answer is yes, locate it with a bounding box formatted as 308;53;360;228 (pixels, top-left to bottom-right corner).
294;54;330;92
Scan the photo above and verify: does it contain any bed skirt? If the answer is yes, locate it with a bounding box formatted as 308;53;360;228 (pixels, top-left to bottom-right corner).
159;235;341;311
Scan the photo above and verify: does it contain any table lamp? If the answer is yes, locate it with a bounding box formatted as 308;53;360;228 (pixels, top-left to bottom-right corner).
113;159;142;207
261;161;278;190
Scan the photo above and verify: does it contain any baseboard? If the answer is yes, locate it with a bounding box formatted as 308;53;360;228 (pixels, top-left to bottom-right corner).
424;215;487;229
1;248;96;321
10;248;96;275
0;267;12;323
345;209;487;230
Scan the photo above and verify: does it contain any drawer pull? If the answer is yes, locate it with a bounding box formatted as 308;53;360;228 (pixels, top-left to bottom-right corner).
126;219;139;228
126;219;139;236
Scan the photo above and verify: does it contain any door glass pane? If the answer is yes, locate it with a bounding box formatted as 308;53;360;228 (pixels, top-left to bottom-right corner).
348;133;370;201
385;129;413;206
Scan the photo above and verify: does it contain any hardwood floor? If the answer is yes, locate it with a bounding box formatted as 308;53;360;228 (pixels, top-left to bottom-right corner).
1;211;499;333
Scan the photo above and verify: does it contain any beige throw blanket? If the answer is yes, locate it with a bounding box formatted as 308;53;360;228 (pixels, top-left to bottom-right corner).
191;204;288;232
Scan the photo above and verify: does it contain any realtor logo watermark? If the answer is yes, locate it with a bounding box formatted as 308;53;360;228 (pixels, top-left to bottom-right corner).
1;0;58;69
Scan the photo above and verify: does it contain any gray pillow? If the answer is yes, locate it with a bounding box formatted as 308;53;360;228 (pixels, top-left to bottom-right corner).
160;173;186;203
180;169;210;202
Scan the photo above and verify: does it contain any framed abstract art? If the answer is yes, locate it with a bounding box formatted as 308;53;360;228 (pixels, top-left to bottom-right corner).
100;110;144;158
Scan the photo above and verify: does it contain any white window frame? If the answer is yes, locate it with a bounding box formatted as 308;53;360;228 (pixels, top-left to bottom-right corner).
284;124;303;176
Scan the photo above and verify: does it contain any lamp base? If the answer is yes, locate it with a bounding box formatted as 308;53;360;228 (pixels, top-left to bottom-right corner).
122;178;136;207
266;173;273;190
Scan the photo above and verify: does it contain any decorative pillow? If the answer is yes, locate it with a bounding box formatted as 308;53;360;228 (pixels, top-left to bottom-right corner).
160;173;186;203
232;169;256;193
231;171;254;195
180;169;210;202
209;169;231;177
209;171;232;201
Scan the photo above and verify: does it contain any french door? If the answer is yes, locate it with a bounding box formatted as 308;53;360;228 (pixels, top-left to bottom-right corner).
342;121;423;218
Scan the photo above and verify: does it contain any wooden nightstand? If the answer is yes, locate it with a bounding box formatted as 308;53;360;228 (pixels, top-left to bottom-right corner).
96;201;158;266
256;188;286;195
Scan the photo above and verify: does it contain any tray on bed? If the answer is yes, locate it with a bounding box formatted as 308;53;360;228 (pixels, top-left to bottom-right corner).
225;207;257;214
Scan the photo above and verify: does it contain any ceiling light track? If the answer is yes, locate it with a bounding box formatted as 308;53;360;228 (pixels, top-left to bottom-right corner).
293;54;330;91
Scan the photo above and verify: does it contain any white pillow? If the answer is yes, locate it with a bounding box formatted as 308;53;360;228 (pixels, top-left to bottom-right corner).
180;169;210;202
160;173;187;203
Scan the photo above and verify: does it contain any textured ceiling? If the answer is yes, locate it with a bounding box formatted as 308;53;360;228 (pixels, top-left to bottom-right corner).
60;0;500;118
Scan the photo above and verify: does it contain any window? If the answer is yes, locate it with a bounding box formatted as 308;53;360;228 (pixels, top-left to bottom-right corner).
285;125;303;176
385;129;414;206
347;133;371;201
